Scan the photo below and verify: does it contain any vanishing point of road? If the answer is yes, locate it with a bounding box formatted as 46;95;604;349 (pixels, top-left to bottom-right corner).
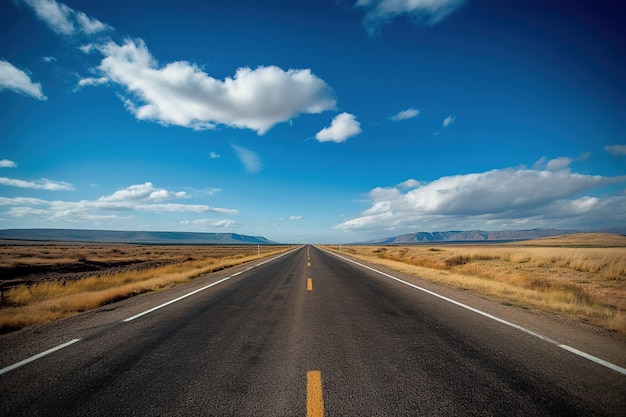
1;246;625;416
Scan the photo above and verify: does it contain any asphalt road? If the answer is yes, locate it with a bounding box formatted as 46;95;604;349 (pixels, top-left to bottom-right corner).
1;245;625;416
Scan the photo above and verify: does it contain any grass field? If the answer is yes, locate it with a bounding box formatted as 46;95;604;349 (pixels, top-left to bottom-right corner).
326;233;626;336
0;244;292;334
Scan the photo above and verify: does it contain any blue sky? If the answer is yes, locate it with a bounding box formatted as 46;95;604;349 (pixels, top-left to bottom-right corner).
1;0;625;243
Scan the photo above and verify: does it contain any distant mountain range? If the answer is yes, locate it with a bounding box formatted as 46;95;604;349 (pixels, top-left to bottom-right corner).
0;229;277;245
362;228;582;244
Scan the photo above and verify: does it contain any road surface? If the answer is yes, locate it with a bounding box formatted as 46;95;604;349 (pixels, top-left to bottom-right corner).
1;245;625;416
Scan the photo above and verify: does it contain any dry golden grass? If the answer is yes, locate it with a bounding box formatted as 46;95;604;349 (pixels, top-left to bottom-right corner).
327;234;626;336
0;245;292;333
0;243;271;268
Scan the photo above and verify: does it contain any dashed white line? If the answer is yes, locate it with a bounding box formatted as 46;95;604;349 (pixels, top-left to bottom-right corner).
0;339;81;376
123;276;235;322
123;246;301;322
323;248;626;377
1;248;303;377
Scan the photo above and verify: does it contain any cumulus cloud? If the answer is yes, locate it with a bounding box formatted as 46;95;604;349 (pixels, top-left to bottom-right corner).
390;107;419;121
232;144;262;174
1;182;239;224
356;0;465;34
335;166;626;233
0;159;18;168
22;1;335;135
21;0;111;36
0;177;73;191
91;39;336;134
97;182;186;203
605;144;626;156
315;112;362;143
0;60;47;100
442;114;456;127
209;152;221;159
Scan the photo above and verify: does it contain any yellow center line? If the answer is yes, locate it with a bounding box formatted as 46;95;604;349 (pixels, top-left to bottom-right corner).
307;371;324;417
307;262;311;267
307;278;313;291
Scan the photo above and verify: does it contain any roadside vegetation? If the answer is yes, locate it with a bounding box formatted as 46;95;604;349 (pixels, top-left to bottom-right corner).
0;244;292;334
327;234;626;336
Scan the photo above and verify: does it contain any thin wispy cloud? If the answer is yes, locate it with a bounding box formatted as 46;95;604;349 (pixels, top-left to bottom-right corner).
356;0;465;35
232;144;263;173
209;152;221;159
442;114;456;127
390;107;419;122
534;156;573;171
315;112;362;143
180;219;237;228
20;0;112;36
605;144;626;156
0;177;73;191
0;60;47;100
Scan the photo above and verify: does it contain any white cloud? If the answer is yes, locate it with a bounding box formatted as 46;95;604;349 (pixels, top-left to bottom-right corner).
546;157;572;171
79;44;97;54
0;177;73;191
390;107;419;121
0;159;18;168
442;114;456;127
0;60;47;100
180;219;237;228
605;144;626;156
356;0;465;34
232;144;262;173
42;56;56;63
137;203;236;213
75;10;111;34
0;197;46;206
75;76;108;90
98;182;187;203
398;179;420;188
534;156;573;171
335;166;626;233
209;152;221;159
203;187;222;195
289;215;303;221
315;112;362;143
1;182;239;224
93;39;335;134
21;0;111;36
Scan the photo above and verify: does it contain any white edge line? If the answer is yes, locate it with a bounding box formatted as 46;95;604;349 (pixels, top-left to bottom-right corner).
0;338;81;376
558;344;626;376
322;248;626;377
123;246;301;322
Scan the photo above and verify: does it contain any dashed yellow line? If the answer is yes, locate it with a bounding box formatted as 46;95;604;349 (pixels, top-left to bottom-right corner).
307;278;313;291
307;371;324;417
